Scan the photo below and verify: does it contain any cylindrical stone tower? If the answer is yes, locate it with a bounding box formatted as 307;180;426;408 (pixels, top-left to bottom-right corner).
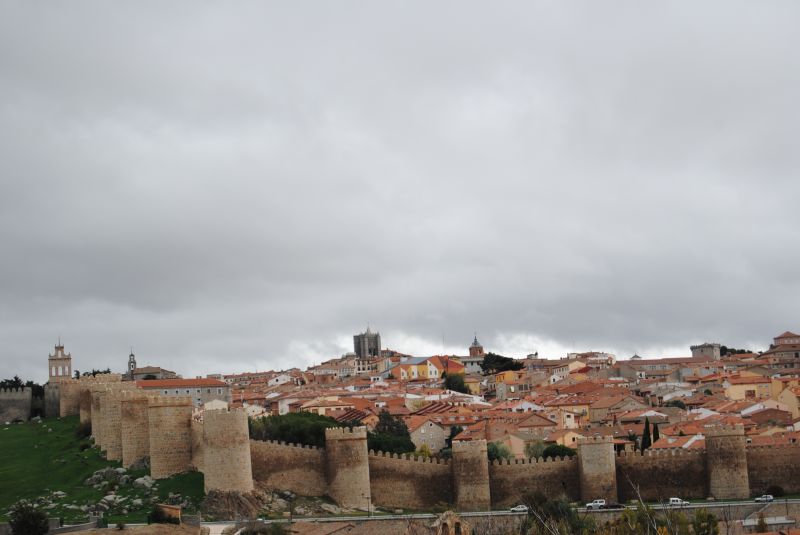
578;435;618;503
705;425;749;500
79;387;92;426
325;427;371;509
202;409;253;493
94;389;109;451
104;389;126;461
148;396;193;479
452;440;491;511
121;392;150;468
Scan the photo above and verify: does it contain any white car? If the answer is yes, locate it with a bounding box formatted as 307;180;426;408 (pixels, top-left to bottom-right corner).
586;499;606;510
668;497;689;506
510;505;529;513
755;495;774;503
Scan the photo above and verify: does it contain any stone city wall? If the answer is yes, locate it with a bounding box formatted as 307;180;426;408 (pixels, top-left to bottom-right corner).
616;449;708;502
0;387;32;422
451;440;491;511
44;383;60;418
148;397;193;479
489;456;580;507
705;425;749;500
746;444;800;496
120;392;151;468
202;409;253;493
368;451;452;509
324;427;371;509
250;439;327;497
58;380;81;417
191;418;205;472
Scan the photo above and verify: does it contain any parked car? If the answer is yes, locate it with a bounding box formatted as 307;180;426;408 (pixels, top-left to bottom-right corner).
755;495;774;503
510;505;529;513
668;497;689;507
586;499;606;510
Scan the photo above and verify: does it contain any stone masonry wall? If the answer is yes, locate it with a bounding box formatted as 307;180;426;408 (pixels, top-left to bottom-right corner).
578;436;617;503
120;393;150;468
451;440;491;511
79;388;92;426
58;380;81;417
202;409;253;493
103;390;125;461
44;383;60;419
706;425;749;500
96;390;110;452
489;457;580;507
746;444;800;496
0;388;32;422
148;397;193;479
191;418;204;473
616;449;708;502
250;440;326;497
368;451;452;509
324;427;371;509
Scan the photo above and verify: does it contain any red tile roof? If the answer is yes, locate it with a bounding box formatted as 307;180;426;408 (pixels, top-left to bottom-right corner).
136;378;227;388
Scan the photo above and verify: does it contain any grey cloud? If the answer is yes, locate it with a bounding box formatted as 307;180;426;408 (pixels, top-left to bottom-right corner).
1;1;799;382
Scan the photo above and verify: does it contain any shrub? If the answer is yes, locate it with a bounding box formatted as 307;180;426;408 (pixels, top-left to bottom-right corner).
248;412;340;447
116;522;126;530
487;441;513;462
147;505;180;525
541;444;576;459
9;500;49;535
75;422;91;439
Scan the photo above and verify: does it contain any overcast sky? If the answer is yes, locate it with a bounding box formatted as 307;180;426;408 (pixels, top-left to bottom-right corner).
2;2;799;383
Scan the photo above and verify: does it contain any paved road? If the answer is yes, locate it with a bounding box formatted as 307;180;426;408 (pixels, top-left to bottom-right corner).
197;498;800;530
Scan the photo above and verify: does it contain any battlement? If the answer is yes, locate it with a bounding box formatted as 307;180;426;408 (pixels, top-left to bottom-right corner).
260;439;322;451
148;396;192;408
493;455;578;466
369;450;450;464
746;442;800;451
453;439;487;454
704;424;745;438
325;426;367;439
78;373;122;384
618;448;705;459
0;387;31;397
578;435;614;445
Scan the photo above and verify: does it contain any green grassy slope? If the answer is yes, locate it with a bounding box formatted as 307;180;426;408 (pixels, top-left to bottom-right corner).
0;416;204;523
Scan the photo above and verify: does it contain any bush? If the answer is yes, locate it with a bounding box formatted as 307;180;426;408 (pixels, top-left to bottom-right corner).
487;441;513;462
116;522;126;530
75;422;91;439
147;505;180;525
766;485;785;497
249;412;341;447
79;442;91;451
541;444;576;459
9;500;49;535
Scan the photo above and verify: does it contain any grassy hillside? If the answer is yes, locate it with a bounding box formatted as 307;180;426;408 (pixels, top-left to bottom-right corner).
0;416;203;524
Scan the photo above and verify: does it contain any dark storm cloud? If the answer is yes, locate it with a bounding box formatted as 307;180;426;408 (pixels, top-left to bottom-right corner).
2;2;799;382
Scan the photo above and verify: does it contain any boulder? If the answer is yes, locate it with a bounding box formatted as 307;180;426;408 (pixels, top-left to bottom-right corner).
320;503;341;515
